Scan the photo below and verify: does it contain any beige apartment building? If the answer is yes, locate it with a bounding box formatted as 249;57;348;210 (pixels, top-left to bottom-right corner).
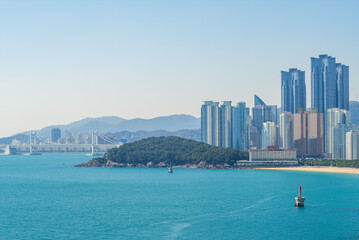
293;108;323;157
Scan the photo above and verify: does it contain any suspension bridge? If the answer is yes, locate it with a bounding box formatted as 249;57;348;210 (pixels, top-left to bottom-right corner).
0;130;121;156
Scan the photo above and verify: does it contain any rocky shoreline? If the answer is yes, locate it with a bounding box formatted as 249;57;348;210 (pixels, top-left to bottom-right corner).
75;159;240;169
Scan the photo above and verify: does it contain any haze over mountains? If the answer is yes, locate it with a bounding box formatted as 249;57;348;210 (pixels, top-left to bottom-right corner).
22;114;201;138
2;102;358;144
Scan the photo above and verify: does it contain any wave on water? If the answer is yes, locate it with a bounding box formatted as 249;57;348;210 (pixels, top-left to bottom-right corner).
169;223;192;239
229;196;273;214
151;195;273;230
150;213;214;226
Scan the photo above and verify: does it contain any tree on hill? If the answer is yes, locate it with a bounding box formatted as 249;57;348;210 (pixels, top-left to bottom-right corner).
102;136;249;166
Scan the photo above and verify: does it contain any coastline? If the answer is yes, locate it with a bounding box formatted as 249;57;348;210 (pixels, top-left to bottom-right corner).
75;159;239;169
256;166;359;174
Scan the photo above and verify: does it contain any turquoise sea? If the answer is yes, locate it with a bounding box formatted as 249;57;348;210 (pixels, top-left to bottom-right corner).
1;154;359;240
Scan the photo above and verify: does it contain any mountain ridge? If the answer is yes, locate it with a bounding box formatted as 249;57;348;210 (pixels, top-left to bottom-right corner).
13;114;200;138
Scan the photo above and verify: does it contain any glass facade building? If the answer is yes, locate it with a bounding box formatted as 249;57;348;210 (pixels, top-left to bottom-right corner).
281;68;306;113
326;108;350;158
311;54;349;152
51;128;61;143
336;63;350;110
332;123;359;159
261;121;277;149
232;102;250;151
346;130;359;160
280;112;293;149
252;95;277;149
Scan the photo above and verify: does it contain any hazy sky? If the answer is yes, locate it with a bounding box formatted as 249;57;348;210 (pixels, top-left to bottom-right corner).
0;0;358;137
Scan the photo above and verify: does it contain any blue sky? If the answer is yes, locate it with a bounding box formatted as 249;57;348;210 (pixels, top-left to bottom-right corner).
0;0;358;137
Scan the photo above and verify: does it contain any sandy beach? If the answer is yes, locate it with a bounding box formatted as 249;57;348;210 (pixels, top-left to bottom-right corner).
257;166;359;174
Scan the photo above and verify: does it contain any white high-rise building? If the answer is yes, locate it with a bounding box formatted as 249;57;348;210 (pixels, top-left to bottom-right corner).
220;101;233;148
326;108;350;158
280;112;293;149
262;121;277;149
201;101;220;146
346;130;358;160
333;123;359;159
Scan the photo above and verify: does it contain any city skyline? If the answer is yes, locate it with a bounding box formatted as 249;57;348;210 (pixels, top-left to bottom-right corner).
1;0;359;138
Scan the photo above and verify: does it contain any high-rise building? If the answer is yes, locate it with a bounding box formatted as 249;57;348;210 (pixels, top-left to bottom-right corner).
293;109;323;157
219;101;233;148
51;128;61;143
201;101;220;146
252;95;277;149
254;95;266;106
202;101;251;150
311;55;337;115
346;130;359;160
311;54;349;152
326;108;350;158
262;121;277;149
280;112;293;149
336;63;350;110
281;68;306;113
249;125;261;150
232;102;250;150
333;123;359;159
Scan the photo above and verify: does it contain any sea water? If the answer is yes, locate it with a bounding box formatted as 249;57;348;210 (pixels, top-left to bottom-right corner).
1;154;359;240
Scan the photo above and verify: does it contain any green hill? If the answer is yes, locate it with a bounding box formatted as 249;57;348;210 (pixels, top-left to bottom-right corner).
76;136;249;168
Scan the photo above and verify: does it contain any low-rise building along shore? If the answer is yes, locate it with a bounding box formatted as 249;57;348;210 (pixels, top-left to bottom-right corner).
237;146;298;166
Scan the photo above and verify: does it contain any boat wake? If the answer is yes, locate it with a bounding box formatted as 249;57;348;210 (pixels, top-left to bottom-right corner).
229;196;273;214
152;195;273;239
169;223;191;239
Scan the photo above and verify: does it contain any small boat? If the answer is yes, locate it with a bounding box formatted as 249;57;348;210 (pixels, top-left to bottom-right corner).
168;163;173;173
295;184;305;207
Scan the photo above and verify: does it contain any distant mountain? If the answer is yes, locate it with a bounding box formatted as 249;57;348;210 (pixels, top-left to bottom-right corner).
113;115;200;132
350;101;359;124
0;134;28;145
14;114;200;138
114;129;201;143
30;116;127;138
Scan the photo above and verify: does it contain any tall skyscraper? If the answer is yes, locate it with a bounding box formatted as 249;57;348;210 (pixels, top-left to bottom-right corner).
280;112;293;149
251;95;277;149
232;102;250;151
326;108;350;157
201;101;220;146
293;109;323;157
262;121;277;149
311;54;349;152
51;128;61;143
336;63;350;110
346;130;359;160
281;68;306;113
219;101;233;148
